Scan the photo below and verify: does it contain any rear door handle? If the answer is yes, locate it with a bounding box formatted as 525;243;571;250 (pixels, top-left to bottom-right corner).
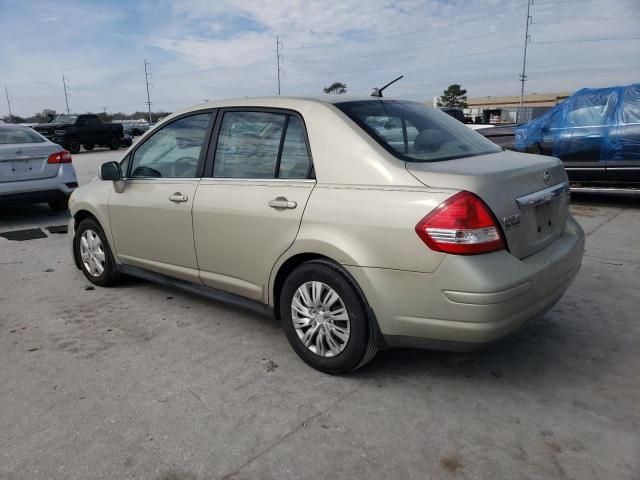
268;197;297;209
169;192;189;203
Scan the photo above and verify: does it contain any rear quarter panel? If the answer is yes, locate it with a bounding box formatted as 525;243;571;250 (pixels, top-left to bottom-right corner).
269;184;455;304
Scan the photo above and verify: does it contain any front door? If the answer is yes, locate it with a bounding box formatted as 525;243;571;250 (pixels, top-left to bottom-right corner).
193;110;315;301
554;89;617;184
108;111;214;282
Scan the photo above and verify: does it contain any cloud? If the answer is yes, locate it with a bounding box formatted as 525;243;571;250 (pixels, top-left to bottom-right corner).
1;0;639;115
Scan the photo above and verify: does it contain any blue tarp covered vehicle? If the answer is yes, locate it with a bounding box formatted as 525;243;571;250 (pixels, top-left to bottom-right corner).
515;84;640;187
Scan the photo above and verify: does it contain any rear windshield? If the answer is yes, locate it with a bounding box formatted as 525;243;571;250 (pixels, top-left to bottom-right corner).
336;100;501;162
0;127;46;144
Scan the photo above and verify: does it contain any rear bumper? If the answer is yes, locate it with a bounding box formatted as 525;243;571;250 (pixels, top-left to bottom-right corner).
346;216;585;349
0;165;77;205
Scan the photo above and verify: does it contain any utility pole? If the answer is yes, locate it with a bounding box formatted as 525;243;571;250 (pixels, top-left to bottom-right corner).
62;75;70;114
144;59;153;123
276;36;283;95
518;0;533;123
4;85;13;121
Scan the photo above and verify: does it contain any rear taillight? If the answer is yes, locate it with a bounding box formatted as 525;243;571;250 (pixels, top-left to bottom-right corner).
47;150;72;164
415;191;506;255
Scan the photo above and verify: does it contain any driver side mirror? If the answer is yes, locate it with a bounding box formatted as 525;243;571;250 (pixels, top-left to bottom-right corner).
99;161;122;181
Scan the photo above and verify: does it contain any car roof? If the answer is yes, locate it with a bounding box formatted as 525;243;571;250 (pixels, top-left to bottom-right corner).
0;123;37;129
171;96;422;116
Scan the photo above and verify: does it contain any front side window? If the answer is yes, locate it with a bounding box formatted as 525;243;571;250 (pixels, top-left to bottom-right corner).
0;127;46;144
336;100;501;162
565;90;615;128
130;112;211;178
213;111;311;179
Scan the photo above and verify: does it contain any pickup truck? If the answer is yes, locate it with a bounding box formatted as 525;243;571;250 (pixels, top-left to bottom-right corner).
33;114;123;154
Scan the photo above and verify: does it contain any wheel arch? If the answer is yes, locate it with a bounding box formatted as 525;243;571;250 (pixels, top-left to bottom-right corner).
71;209;100;269
269;251;383;348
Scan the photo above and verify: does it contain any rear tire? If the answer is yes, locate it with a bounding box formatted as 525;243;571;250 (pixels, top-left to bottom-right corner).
48;197;69;212
68;140;80;154
108;136;120;150
83;143;94;151
280;260;377;374
74;218;120;286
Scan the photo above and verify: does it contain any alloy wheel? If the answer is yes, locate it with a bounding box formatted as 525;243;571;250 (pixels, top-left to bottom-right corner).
291;281;351;357
80;229;106;277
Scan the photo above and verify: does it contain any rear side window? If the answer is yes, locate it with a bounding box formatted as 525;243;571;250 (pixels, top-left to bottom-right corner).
0;127;46;144
279;116;311;178
213;111;310;179
336;100;501;162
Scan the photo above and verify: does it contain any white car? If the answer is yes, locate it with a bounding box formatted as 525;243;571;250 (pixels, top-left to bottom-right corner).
0;124;77;210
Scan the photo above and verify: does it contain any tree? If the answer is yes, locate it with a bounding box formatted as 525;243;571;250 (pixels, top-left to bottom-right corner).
31;109;57;124
437;84;468;108
323;82;347;95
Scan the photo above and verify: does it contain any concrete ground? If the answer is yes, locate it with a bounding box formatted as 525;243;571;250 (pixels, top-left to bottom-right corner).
1;147;639;480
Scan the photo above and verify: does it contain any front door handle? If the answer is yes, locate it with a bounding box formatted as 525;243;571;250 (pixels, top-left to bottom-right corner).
268;197;297;209
169;192;189;203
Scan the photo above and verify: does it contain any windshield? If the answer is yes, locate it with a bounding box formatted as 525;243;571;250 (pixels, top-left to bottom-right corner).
52;114;78;124
0;126;46;144
336;100;501;162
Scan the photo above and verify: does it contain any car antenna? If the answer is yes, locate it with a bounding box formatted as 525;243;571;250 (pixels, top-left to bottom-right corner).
371;75;404;98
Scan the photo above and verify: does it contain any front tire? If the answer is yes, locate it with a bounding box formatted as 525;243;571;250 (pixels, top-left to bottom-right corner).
83;143;94;151
280;260;377;374
74;218;120;286
108;136;120;150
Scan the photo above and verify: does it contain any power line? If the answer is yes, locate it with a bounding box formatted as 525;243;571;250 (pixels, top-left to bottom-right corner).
287;25;524;65
536;36;640;44
286;44;521;78
62;75;70;114
518;0;533;124
289;3;524;50
144;59;153;123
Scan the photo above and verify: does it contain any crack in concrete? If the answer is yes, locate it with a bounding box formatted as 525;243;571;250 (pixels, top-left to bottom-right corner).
584;205;628;238
221;384;363;479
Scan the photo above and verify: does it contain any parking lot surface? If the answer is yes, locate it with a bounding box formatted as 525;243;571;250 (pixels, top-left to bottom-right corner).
1;148;639;479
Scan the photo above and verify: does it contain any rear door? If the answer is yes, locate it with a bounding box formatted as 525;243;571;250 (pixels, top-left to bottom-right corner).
605;85;640;186
0;127;59;182
553;90;617;184
193;109;314;301
108;111;214;282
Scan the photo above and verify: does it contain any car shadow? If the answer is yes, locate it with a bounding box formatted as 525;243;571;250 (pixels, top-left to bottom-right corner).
356;306;619;391
0;204;70;231
571;190;640;208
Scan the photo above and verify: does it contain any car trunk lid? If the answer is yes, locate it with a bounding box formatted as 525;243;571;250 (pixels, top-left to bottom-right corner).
406;151;570;259
0;144;61;182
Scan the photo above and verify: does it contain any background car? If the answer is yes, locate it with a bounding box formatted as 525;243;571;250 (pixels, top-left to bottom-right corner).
474;124;517;150
0;124;77;210
33;114;123;154
515;84;640;189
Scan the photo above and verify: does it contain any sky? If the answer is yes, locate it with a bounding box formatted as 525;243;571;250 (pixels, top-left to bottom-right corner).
0;0;639;116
